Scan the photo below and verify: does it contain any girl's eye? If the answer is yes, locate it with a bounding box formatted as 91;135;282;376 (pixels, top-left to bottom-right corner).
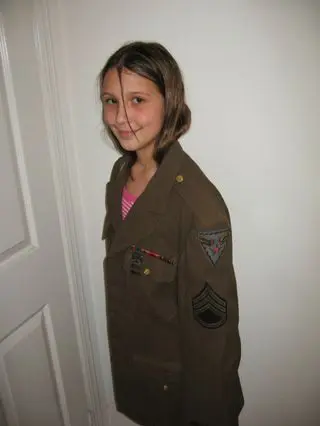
132;96;144;104
104;98;116;105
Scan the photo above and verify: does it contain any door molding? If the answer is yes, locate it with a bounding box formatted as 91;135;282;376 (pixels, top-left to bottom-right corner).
32;1;107;425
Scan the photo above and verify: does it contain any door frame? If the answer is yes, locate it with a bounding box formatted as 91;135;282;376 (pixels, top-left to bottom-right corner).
32;1;107;425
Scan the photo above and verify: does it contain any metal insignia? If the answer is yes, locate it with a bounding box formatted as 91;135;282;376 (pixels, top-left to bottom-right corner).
198;228;230;266
192;283;227;329
130;247;144;274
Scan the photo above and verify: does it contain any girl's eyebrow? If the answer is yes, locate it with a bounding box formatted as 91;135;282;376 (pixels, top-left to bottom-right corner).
129;91;151;97
100;91;115;98
101;90;152;98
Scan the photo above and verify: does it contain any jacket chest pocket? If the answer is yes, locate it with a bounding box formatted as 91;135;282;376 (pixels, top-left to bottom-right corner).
124;246;178;321
125;246;177;283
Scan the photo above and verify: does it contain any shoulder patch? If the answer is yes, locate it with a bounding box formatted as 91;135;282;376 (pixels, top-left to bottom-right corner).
192;282;227;329
198;228;230;265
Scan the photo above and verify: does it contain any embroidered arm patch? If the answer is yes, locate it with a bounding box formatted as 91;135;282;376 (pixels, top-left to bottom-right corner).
192;283;227;329
198;228;230;266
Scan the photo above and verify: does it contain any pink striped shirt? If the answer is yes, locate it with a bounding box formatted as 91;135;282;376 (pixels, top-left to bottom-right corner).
122;187;138;219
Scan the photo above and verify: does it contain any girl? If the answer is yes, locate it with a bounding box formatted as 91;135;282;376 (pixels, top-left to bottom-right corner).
100;41;243;426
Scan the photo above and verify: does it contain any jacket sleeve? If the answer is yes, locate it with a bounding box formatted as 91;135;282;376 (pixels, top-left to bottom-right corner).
178;213;243;426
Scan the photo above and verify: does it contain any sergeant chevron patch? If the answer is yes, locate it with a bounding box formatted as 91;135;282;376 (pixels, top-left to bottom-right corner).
192;283;227;329
198;228;230;265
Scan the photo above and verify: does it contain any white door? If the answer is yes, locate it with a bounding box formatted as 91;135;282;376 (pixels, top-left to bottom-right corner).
0;1;89;425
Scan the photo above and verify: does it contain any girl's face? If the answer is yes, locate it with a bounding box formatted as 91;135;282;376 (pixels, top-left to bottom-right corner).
101;68;165;154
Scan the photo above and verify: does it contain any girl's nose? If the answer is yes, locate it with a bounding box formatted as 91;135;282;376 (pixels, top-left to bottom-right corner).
116;102;129;125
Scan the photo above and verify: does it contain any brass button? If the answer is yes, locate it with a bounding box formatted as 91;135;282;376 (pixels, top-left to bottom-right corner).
143;268;151;276
175;174;184;183
163;384;168;391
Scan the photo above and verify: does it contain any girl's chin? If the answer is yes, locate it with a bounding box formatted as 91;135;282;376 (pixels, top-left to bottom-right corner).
118;139;139;151
118;138;156;153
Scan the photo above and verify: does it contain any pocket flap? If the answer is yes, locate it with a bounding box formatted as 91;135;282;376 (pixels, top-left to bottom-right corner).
125;246;177;283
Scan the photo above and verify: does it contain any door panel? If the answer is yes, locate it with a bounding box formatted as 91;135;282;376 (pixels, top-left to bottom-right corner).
0;309;65;426
0;1;89;425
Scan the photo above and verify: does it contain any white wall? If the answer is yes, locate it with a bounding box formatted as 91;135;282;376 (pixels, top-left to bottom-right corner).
55;1;320;425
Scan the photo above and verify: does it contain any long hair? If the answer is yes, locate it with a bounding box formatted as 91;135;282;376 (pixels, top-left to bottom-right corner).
99;41;191;163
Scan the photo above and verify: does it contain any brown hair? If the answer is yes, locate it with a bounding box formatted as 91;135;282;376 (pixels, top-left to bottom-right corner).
99;41;191;163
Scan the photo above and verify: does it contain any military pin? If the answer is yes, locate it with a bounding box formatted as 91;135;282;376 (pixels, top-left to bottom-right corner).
130;247;144;274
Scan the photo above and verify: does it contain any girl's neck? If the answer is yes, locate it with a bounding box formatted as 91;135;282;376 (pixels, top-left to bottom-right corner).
134;147;157;172
135;141;157;167
135;158;157;170
129;151;157;182
130;159;157;182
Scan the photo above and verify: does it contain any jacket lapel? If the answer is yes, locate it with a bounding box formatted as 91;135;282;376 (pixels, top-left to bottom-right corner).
106;159;128;233
107;142;184;257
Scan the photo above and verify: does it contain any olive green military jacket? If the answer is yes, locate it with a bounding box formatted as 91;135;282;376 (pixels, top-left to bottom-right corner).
102;142;244;426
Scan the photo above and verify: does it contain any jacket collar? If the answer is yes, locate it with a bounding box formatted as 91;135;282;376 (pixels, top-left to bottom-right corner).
107;142;184;256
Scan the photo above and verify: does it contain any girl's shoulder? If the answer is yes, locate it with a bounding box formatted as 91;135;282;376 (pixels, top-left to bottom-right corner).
175;151;231;227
